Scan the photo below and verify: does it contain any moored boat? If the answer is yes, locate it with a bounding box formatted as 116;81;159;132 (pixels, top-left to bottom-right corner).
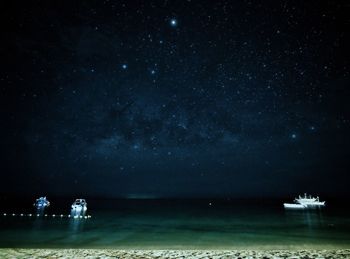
284;194;325;209
71;199;87;212
33;197;50;209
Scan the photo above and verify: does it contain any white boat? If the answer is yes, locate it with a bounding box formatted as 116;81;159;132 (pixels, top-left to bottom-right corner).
33;197;50;209
71;199;87;212
284;194;325;209
294;194;325;207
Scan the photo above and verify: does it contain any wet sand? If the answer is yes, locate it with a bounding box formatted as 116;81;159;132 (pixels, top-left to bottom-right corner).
0;249;349;258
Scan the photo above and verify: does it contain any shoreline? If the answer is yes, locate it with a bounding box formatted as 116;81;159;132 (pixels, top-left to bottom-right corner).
1;249;349;258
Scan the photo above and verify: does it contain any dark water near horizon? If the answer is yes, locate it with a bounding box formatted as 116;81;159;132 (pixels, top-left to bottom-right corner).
0;198;349;249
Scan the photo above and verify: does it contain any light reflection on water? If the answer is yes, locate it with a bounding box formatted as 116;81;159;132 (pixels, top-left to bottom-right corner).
0;200;349;249
69;208;87;234
285;209;324;226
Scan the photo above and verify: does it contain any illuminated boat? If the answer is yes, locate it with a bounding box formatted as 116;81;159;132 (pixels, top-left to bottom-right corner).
294;194;325;207
71;199;87;212
284;194;325;209
34;197;50;209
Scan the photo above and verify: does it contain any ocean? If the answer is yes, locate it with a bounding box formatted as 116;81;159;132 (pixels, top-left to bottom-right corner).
0;198;349;249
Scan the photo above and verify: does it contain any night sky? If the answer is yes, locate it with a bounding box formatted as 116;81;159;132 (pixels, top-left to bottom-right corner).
1;0;349;198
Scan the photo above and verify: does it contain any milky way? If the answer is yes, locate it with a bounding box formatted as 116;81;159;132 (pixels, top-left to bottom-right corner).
1;0;349;198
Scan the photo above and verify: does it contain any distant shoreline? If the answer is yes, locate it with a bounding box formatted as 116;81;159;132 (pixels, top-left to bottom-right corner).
1;249;350;258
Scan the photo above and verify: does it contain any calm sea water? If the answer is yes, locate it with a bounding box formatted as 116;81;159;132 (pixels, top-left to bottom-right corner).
0;198;349;249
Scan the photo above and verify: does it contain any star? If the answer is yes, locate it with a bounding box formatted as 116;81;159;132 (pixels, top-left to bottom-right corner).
122;64;127;69
170;19;177;27
291;133;297;139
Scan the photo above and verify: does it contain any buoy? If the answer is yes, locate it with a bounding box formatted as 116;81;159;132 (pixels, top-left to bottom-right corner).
1;212;92;219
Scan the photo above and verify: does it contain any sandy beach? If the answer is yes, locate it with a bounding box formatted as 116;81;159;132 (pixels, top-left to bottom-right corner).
0;249;349;258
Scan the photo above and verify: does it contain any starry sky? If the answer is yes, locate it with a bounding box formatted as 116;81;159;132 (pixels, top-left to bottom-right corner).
1;0;349;198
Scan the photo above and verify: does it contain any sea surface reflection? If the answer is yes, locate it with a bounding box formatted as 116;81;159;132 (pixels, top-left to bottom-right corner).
0;199;349;249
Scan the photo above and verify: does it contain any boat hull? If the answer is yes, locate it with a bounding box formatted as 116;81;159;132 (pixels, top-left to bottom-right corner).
71;205;87;211
283;203;306;209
